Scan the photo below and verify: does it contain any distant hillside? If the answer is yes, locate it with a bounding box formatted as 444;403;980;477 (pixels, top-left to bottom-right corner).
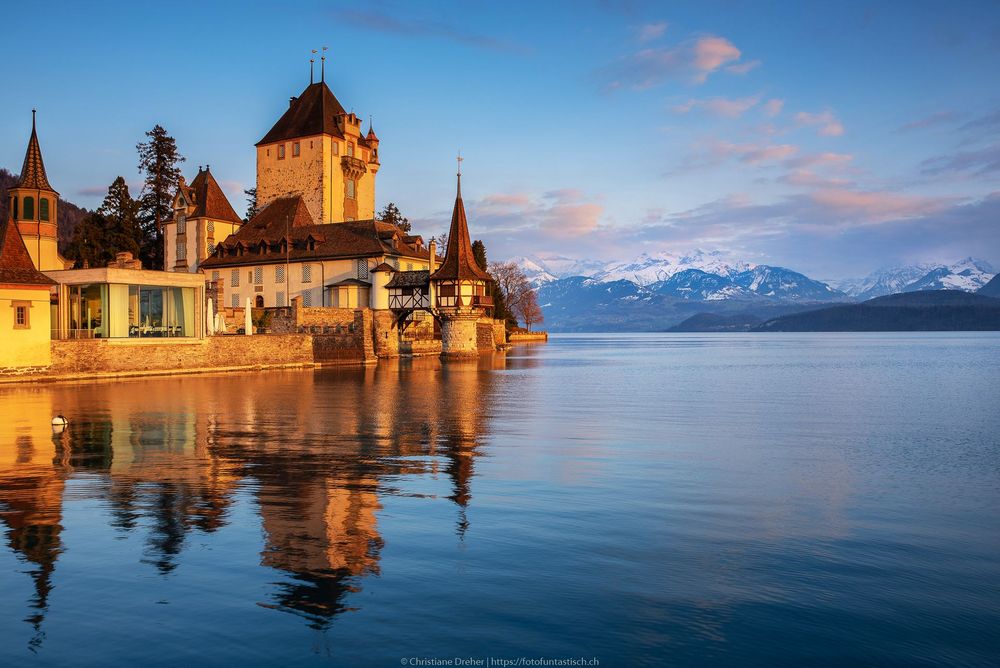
0;167;89;253
754;290;1000;332
979;274;1000;298
667;312;765;332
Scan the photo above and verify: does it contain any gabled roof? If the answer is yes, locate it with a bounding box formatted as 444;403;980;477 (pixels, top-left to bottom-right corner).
181;168;243;224
201;196;431;268
257;82;348;146
14;112;56;194
431;175;491;282
0;219;56;286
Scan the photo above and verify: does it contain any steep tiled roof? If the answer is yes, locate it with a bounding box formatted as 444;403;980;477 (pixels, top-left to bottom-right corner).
201;196;430;268
0;219;56;286
430;175;491;282
15;113;56;193
257;82;348;146
184;168;243;224
386;270;430;288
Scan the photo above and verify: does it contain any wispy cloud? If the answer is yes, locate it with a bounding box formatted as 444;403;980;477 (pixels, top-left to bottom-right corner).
677;139;799;171
600;34;749;90
899;111;960;132
636;22;668;43
762;98;784;117
921;144;1000;177
671;94;762;118
339;9;526;53
77;186;108;197
794;110;845;136
725;59;761;74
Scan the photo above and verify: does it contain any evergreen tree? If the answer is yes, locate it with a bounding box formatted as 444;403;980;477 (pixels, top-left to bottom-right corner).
244;187;258;221
64;177;141;268
472;239;487;270
472;239;512;324
97;176;141;258
136;125;185;269
377;202;411;232
65;212;111;268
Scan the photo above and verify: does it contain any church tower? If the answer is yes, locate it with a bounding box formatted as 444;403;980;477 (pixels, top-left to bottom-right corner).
255;75;380;225
7;112;69;271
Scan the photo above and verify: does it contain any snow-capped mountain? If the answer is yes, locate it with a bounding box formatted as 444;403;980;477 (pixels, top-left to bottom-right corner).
835;264;940;301
732;266;844;301
902;258;995;293
591;249;754;285
650;269;752;300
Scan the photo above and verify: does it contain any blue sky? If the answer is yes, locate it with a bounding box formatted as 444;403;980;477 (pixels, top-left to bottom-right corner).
2;0;999;278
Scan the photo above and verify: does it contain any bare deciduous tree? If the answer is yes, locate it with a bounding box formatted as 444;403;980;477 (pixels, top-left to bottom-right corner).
517;289;544;331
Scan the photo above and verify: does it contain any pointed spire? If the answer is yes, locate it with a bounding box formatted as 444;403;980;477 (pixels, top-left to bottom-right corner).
430;158;491;283
15;110;55;192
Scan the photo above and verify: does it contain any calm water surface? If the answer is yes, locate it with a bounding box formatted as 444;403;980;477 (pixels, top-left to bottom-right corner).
1;333;999;667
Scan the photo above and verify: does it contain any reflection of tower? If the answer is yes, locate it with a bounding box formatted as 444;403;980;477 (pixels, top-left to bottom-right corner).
0;433;68;648
430;163;493;357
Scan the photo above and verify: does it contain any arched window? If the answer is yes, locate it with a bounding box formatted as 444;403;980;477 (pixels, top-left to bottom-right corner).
23;196;34;220
39;198;50;221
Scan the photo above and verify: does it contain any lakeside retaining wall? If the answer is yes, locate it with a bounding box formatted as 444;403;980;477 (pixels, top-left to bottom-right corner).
509;332;548;343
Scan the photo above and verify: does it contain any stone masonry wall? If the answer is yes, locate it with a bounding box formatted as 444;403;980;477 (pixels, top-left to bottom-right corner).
48;335;314;375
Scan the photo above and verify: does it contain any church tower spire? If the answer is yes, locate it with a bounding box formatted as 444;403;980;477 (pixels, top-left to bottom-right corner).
7;111;68;271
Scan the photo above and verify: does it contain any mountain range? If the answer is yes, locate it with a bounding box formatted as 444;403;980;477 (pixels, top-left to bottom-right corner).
515;251;997;332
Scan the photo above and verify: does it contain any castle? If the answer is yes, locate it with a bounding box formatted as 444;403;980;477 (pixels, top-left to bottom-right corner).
1;68;499;376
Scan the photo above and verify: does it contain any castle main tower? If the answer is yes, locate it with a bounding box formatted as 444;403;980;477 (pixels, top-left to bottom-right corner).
6;112;69;271
255;78;380;224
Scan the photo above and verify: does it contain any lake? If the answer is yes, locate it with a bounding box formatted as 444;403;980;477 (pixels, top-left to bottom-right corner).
1;333;999;667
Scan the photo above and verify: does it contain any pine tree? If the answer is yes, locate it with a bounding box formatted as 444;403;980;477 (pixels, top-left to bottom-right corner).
471;239;511;324
377;202;411;232
98;176;141;259
136;125;184;269
244;187;258;221
65;212;110;268
472;239;487;270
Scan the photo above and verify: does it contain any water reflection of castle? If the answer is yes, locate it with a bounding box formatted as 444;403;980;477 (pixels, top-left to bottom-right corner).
0;356;499;638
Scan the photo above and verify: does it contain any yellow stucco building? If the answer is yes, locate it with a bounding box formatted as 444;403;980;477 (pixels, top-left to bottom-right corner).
0;217;56;371
255;79;380;224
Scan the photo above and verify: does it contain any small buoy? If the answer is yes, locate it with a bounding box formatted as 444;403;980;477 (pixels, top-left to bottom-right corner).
52;415;68;427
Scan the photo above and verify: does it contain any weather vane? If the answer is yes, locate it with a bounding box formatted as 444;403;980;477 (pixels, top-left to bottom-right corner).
310;49;317;83
457;150;463;176
321;46;328;82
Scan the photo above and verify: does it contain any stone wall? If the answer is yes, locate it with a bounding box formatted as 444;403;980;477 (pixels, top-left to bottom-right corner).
509;332;548;342
48;335;314;375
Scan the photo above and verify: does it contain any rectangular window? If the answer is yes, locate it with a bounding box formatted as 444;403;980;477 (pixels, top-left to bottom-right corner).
207;242;215;257
231;269;240;287
276;265;286;283
13;302;29;329
347;143;354;157
278;144;286;159
177;216;186;235
302;289;312;307
302;264;312;283
176;243;186;260
212;271;220;282
292;142;300;157
276;291;285;306
407;263;413;271
332;141;339;155
207;221;215;234
357;259;369;280
346;179;356;199
232;293;240;308
253;267;263;284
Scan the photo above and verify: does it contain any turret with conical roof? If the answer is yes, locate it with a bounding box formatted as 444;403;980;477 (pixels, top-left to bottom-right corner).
430;163;494;357
7;111;69;271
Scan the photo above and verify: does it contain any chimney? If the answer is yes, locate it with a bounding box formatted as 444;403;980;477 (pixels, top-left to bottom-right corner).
428;240;436;274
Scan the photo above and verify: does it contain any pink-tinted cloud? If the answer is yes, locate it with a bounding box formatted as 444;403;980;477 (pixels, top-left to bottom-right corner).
672;94;761;118
762;98;784;117
600;34;750;89
899;110;960;132
794;110;845;136
780;169;853;188
726;59;761;75
784;152;854;169
637;22;668;43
